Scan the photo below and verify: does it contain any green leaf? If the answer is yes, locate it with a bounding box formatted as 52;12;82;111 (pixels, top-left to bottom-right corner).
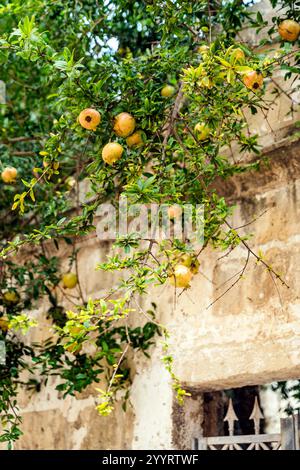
29;189;35;202
235;65;254;74
216;56;231;67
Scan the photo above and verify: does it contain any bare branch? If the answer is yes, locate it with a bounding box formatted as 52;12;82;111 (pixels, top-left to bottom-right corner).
11;151;36;157
225;220;289;288
206;250;250;310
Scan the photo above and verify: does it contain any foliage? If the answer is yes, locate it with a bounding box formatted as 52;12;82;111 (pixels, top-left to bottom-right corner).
0;0;299;446
271;380;300;415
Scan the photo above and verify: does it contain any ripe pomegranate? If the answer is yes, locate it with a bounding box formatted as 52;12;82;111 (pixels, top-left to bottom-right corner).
169;264;193;288
62;273;78;289
126;131;145;148
78;108;101;130
194;123;210;141
102;142;124;165
278;19;300;42
161;85;176;98
1;167;17;183
113;112;136;138
243;71;263;91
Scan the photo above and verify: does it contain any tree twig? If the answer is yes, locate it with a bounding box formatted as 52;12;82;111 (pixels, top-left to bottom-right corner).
225;219;289;288
206;250;250;310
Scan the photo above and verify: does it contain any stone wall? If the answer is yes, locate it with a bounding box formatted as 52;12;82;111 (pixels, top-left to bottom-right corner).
170;139;300;390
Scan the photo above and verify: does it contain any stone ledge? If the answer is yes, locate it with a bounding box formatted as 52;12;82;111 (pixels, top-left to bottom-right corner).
215;137;300;201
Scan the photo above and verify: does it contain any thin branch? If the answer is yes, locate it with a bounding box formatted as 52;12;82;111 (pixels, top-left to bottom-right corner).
132;297;163;329
207;0;212;44
268;270;284;313
217;246;235;261
232;209;268;231
11;151;36;157
225;220;289;288
270;77;298;106
198;270;216;285
2;136;40;143
215;257;249;291
74;248;85;304
161;82;185;166
106;344;130;395
56;284;78;306
180;22;199;38
206;250;250;310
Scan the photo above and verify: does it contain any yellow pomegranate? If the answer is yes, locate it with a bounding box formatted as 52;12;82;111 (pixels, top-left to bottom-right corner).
3;290;20;305
0;317;9;332
169;264;193;288
278;19;300;42
161;85;176;98
62;273;78;289
102;142;124;165
179;253;200;275
243;71;263;91
194;123;210;141
126;130;145;148
1;167;17;183
113;112;136;138
78;108;101;130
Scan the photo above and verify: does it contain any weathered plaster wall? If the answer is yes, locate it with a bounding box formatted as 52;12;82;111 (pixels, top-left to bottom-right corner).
11;240;135;450
168;141;300;390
